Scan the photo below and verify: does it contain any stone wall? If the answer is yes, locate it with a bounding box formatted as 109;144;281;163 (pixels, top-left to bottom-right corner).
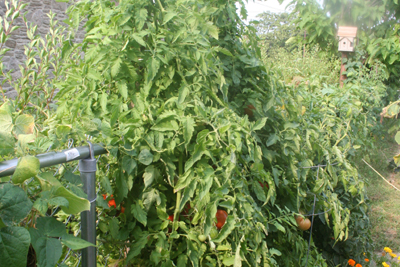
0;0;78;98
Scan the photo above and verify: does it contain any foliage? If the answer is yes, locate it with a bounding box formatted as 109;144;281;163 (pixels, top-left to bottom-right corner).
262;44;341;85
0;0;391;266
251;11;300;53
287;0;400;79
0;2;95;266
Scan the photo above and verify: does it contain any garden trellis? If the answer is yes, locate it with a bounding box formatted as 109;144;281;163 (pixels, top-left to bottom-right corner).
0;142;107;267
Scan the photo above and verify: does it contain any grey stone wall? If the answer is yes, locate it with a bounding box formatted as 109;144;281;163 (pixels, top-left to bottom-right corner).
0;0;78;98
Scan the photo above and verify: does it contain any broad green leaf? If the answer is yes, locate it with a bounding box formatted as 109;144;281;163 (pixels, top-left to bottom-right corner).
111;57;122;77
142;188;161;211
234;240;242;267
253;182;267;202
0;226;30;267
36;172;89;214
12;155;40;184
100;92;108;112
0;102;13;133
56;125;71;138
395;131;400;145
117;80;128;100
183;117;195;147
132;201;147;226
179;179;197;211
266;134;278;147
126;232;149;261
187;239;200;267
36;217;66;237
146;57;160;83
204;202;217;236
151;118;179;132
0;183;32;225
61;234;96;250
14;114;34;135
132;33;146;47
163;11;177;25
213;215;236;243
138;149;153;165
0;132;14;155
122;156;137;175
33;198;48;216
223;256;235;266
143;165;156;188
33;237;62;267
252;117;267;131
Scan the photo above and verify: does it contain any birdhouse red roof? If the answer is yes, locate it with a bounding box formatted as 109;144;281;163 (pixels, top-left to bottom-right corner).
337;26;357;38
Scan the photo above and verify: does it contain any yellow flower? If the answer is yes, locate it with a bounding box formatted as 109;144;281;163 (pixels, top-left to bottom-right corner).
382;262;390;267
384;247;393;253
390;253;397;258
398;256;400;260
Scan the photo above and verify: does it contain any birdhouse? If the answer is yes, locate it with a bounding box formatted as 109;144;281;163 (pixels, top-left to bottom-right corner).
337;26;357;52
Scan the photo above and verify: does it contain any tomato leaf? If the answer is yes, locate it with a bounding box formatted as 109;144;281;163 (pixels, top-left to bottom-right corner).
213;215;236;243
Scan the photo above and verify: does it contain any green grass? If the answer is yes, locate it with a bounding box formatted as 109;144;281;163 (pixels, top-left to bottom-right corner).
357;134;400;253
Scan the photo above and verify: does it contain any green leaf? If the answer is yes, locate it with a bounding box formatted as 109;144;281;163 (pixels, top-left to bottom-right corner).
117;80;128;100
252;117;267;131
182;117;194;147
126;232;149;261
36;172;90;214
395;131;400;145
266;134;278;147
213;215;236;243
146;57;160;83
138;149;153;165
36;217;66;237
143;165;156;188
0;102;13;133
253;182;267;202
187;239;200;267
163;11;177;25
179;179;197;211
122;156;137;175
61;234;96;250
132;33;146;47
33;198;48;216
0;183;32;226
0;132;14;155
100;92;108;112
0;226;30;267
14;114;34;135
132;201;147;226
142;188;161;212
33;237;62;267
111;57;122;77
234;240;242;267
11;155;40;184
151;118;179;132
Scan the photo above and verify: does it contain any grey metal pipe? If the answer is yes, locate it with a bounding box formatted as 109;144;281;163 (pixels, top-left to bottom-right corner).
0;144;107;177
79;142;97;267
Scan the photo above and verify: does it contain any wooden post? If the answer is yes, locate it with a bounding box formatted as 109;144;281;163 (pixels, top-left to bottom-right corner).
340;52;347;87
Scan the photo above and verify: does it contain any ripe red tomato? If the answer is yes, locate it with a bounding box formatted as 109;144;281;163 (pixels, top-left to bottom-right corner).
168;214;174;221
120;206;125;214
108;199;116;208
216;210;228;230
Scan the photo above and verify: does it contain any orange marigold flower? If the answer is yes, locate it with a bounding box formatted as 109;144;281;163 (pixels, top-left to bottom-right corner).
348;259;356;266
356;264;362;267
365;259;369;262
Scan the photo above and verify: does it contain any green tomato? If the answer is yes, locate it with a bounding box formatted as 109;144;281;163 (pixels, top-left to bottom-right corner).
210;227;218;239
198;234;207;242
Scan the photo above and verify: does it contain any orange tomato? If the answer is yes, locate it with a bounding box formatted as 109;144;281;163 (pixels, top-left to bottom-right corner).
295;215;311;231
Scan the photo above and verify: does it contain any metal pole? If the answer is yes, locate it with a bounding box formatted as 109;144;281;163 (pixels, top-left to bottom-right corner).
0;144;107;177
79;142;97;267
